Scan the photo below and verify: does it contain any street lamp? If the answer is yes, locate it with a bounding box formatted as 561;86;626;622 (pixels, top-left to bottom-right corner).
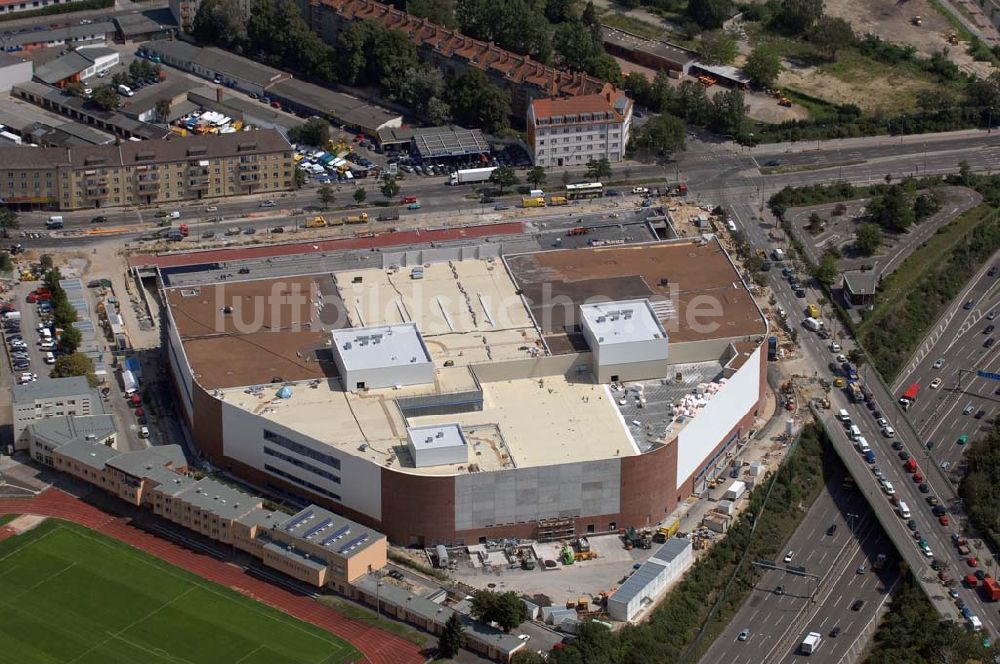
847;512;859;533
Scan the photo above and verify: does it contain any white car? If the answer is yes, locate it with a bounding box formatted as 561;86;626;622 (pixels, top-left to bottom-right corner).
259;200;276;208
930;378;942;389
206;206;218;212
933;358;945;369
783;551;794;562
631;187;649;195
43;351;55;364
882;480;895;495
517;634;531;642
17;372;36;384
139;426;150;438
830;342;842;352
882;426;896;438
836;354;847;363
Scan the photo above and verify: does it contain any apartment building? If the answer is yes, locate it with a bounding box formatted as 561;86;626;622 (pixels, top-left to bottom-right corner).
13;376;103;449
302;0;609;117
0;128;293;210
527;84;633;167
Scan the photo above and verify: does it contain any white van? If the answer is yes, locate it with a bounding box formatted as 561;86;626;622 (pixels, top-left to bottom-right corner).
117;84;134;97
856;437;870;454
838;409;851;424
43;351;55;364
969;615;983;632
849;425;861;441
898;501;910;519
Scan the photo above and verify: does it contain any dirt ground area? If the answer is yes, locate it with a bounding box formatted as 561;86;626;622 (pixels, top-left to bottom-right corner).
822;0;992;77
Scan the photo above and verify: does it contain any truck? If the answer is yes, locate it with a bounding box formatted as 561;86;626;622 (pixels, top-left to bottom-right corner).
724;480;746;501
342;213;369;225
376;210;399;222
767;336;778;361
806;303;820;318
801;632;821;655
448;166;497;185
803;317;823;332
522;196;546;208
672;182;688;196
121;369;138;396
46;216;64;229
899;383;919;410
548;195;569;206
178;223;189;237
847;381;864;403
304;216;327;228
983;577;1000;601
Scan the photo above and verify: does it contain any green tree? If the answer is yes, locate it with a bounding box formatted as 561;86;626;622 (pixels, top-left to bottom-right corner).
581;0;598;26
699;30;737;65
774;0;823;35
867;184;915;231
490;166;519;194
913;192;940;220
39;254;54;270
457;0;551;63
812;252;839;286
585;158;613;181
50;352;97;387
855;223;883;256
192;0;246;47
407;0;456;26
438;612;467;658
526;166;547;188
247;0;335;83
709;88;748;137
807;16;855;59
155;99;172;123
293;167;306;189
0;207;18;238
90;85;120;111
545;0;575;23
743;47;782;88
511;651;548;664
847;348;866;366
553;20;622;82
633;113;686;159
379;175;400;201
353;187;367;205
57;325;82;354
395;66;451;125
447;68;511;134
0;252;11;273
469;589;527;632
806;212;824;233
288;118;331;147
686;0;733;30
318;185;335;210
64;80;85;97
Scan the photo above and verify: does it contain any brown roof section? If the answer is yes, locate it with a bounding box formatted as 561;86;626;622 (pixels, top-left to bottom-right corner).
319;0;609;97
530;84;631;122
166;275;347;389
506;239;767;352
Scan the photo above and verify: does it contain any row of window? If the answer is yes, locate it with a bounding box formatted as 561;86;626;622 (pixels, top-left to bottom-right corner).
536;143;620;156
263;429;341;470
264;446;340;484
264;464;341;502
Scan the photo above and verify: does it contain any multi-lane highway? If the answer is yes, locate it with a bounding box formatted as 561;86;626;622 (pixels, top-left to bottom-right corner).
891;252;1000;485
700;471;898;664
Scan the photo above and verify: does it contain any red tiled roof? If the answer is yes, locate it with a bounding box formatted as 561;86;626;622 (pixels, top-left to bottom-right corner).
317;0;609;98
530;83;631;122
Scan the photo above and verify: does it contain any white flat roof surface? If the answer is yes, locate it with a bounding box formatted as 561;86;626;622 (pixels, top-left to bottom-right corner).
580;299;666;345
407;424;467;451
331;323;430;371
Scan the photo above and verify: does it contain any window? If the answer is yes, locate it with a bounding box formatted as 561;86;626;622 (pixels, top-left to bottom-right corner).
264;447;340;483
264;464;341;501
263;429;341;470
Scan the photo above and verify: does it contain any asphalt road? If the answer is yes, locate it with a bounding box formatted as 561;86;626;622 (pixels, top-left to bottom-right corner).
891;254;1000;478
699;473;898;664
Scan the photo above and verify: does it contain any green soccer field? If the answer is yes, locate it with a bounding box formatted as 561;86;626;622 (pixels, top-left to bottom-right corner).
0;519;363;664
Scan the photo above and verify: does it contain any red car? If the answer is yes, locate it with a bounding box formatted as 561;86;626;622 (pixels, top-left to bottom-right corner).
939;514;949;526
26;290;50;303
968;556;979;567
913;471;924;483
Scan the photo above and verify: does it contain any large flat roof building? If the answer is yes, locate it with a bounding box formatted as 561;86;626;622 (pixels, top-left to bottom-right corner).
156;233;768;547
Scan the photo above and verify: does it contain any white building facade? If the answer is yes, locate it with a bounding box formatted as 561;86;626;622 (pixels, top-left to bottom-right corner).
527;84;633;168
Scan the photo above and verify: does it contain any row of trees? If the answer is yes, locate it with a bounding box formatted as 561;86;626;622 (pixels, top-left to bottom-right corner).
42;269;82;354
623;72;750;141
960;422;1000;555
193;0;518;132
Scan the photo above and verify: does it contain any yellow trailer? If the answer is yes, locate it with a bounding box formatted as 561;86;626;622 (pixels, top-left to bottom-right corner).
342;213;369;224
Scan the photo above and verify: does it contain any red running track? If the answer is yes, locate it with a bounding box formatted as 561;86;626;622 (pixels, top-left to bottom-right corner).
0;489;424;664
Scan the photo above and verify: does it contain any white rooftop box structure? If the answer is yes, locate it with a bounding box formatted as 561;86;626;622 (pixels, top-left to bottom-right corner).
407;424;468;468
579;299;669;383
607;537;693;621
331;323;434;391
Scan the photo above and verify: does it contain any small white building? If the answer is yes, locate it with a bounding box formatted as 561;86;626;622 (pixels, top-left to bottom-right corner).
579;299;669;383
527;83;633;168
406;424;468;468
607;537;693;621
331;323;433;391
12;376;103;450
0;52;31;93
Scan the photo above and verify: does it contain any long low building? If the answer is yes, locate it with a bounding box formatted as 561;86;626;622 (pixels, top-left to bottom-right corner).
145;229;769;548
607;537;694;621
0;125;293;210
145;41;402;135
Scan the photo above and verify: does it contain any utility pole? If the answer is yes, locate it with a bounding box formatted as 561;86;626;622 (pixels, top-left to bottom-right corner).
847;512;859;533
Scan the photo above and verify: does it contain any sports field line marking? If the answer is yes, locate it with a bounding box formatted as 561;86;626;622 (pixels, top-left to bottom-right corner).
0;564;21;582
232;644;264;664
67;525;355;654
0;521;62;564
0;560;76;610
66;587;197;664
106;632;199;664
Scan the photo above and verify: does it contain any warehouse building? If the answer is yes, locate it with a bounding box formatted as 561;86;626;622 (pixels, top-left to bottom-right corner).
0;125;293;210
607;537;694;621
0;21;114;51
34;46;119;87
143;233;768;548
601;26;698;76
0;52;32;92
265;78;402;135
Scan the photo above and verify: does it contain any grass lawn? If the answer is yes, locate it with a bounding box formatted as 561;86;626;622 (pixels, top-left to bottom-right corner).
0;520;363;664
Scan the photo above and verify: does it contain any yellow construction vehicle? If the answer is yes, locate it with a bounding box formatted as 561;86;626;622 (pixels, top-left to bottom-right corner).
548;195;569;206
304;215;327;229
574;550;597;561
342;213;369;224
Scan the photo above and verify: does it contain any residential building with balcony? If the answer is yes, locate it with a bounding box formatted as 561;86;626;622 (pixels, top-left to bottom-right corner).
0;128;293;210
527;85;633;167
